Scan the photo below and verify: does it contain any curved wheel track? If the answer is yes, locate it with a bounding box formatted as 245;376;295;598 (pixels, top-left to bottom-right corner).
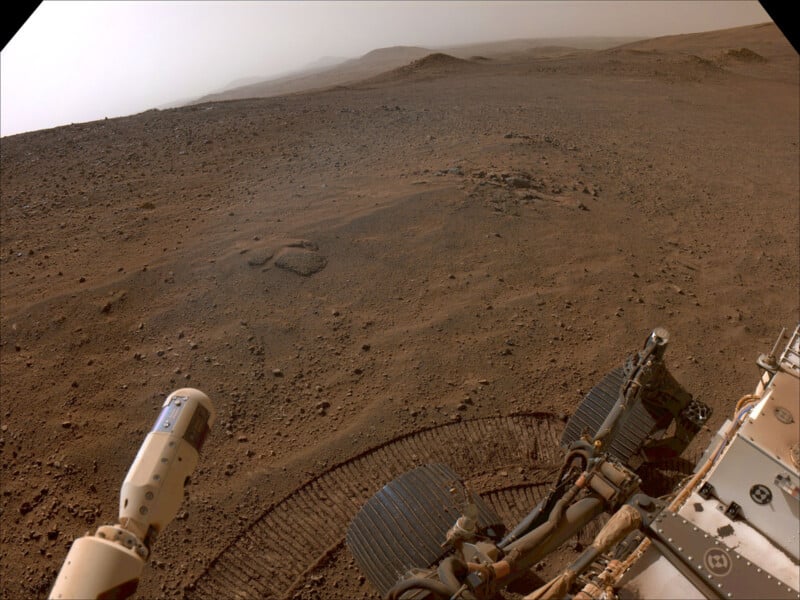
188;413;566;600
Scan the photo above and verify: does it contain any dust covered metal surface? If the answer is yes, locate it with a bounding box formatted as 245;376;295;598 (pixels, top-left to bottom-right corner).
649;510;800;600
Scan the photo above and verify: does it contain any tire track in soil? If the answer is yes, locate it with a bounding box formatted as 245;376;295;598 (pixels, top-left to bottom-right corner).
187;413;565;600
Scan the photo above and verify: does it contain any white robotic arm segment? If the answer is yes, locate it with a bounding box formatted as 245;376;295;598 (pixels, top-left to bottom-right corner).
50;388;215;600
49;530;144;600
119;388;215;540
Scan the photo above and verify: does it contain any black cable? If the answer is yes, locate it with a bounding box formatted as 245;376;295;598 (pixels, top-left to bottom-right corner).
385;576;454;600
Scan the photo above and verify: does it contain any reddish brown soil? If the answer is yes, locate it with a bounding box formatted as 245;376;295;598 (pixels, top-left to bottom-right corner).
1;22;797;600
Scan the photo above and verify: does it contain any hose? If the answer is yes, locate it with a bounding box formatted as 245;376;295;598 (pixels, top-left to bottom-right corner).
499;499;546;548
385;576;454;600
734;393;759;414
437;556;468;594
501;443;592;548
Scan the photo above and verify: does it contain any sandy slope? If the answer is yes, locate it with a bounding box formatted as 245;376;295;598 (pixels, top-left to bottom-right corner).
0;22;797;599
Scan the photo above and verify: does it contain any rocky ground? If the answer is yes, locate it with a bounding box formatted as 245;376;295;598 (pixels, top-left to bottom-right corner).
1;22;797;600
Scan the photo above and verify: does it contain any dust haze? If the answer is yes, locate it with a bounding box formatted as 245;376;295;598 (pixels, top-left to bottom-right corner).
1;1;771;136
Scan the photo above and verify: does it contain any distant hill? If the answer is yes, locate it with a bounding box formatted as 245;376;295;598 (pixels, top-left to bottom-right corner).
188;25;795;105
614;22;785;57
360;52;481;86
190;37;639;105
192;46;434;104
608;22;796;81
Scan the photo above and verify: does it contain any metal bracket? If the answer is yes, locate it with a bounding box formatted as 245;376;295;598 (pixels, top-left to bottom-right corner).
775;473;800;502
698;482;715;500
723;502;743;521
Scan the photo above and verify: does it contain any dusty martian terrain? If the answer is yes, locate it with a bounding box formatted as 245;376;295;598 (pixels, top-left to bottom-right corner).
1;22;798;600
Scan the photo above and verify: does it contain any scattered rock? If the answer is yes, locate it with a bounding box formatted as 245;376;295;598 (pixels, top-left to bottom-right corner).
507;176;531;189
275;248;327;276
272;368;284;377
247;249;274;267
726;47;767;63
286;240;319;251
100;291;126;314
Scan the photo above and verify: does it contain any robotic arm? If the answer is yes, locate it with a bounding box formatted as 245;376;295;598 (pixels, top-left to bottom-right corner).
50;388;216;599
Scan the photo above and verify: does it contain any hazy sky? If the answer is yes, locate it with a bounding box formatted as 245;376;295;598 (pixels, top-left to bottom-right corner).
1;1;771;137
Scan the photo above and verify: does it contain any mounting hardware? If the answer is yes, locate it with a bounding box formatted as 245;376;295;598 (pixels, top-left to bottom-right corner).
724;501;743;521
774;473;800;501
698;482;715;500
